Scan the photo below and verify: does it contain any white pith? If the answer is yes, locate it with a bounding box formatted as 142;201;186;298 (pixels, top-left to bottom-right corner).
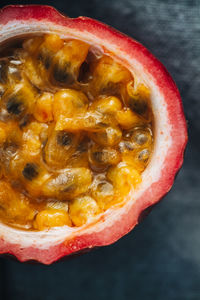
0;21;171;249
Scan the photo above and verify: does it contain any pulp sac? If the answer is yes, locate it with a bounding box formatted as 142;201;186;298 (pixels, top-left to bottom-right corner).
0;34;153;230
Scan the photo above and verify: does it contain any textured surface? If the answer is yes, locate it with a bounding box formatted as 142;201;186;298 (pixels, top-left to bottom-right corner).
0;0;199;299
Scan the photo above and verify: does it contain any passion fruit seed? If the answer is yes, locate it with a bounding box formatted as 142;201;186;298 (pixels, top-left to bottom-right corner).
44;130;79;168
94;181;114;198
38;52;51;70
53;62;75;84
125;127;152;146
129;97;147;115
0;33;153;230
56;131;73;146
89;143;120;171
77;137;88;153
135;132;148;145
91;176;114;209
22;163;39;181
138;149;150;162
90;126;122;146
42;168;92;200
6;96;24;115
118;140;135;153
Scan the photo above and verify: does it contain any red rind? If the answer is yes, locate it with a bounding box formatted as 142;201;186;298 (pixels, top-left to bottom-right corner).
0;5;187;264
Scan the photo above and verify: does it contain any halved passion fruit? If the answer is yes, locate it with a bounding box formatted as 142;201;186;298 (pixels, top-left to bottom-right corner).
0;5;187;264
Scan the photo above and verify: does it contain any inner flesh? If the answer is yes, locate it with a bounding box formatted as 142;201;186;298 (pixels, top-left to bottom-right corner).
0;34;153;230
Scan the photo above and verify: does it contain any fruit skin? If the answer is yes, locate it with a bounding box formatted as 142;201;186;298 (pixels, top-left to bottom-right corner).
0;5;187;264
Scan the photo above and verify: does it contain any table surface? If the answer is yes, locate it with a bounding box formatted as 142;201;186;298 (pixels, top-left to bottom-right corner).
0;1;199;299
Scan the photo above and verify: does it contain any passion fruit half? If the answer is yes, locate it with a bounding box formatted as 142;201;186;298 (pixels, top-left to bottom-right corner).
0;5;187;264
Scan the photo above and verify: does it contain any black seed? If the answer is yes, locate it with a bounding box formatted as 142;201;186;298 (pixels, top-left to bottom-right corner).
77;138;88;153
38;53;51;69
22;163;39;181
43;57;51;70
53;63;74;84
129;97;147;115
57;131;72;146
0;60;8;84
6;97;24;115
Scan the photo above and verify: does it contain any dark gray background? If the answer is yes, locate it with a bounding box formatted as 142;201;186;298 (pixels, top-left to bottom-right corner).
0;0;199;299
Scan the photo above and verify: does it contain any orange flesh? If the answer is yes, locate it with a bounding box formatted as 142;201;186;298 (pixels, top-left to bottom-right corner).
0;34;153;230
